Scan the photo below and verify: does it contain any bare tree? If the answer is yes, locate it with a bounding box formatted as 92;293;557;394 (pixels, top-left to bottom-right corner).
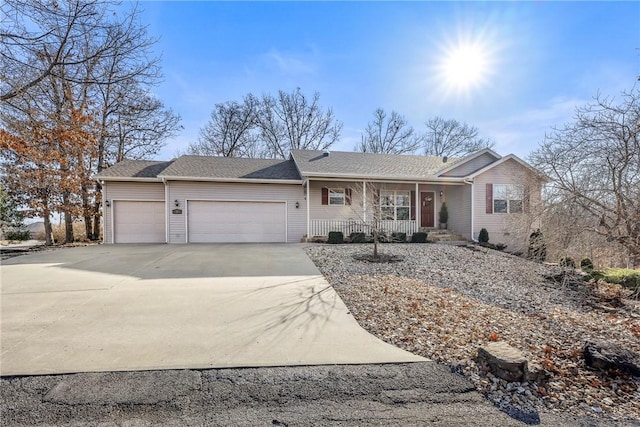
529;88;640;266
423;117;494;158
189;96;260;157
256;88;342;158
357;108;422;154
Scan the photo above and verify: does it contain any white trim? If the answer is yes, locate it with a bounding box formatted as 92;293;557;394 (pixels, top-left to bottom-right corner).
435;148;501;177
467;154;547;180
111;199;166;244
103;182;108;244
158;176;302;185
185;199;288;243
470;181;475;240
303;173;466;183
97;177;163;182
363;180;367;222
415;183;420;227
163;178;169;244
306;180;310;240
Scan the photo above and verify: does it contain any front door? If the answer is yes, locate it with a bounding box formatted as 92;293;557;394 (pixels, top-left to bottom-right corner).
420;192;435;228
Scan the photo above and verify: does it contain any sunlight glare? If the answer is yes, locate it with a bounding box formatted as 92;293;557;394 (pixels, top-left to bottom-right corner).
436;38;494;96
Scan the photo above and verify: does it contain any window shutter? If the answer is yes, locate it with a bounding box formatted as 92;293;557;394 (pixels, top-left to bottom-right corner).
523;187;530;214
321;188;328;205
486;184;493;214
410;190;416;220
345;188;352;205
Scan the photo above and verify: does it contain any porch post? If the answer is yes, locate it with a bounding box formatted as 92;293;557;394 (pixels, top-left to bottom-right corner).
306;179;310;239
363;180;367;222
415;182;420;230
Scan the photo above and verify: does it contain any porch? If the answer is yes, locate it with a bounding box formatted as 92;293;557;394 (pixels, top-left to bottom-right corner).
309;219;419;237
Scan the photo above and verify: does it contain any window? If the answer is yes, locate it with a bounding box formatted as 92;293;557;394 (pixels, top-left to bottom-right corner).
380;191;411;220
329;188;345;206
493;184;524;214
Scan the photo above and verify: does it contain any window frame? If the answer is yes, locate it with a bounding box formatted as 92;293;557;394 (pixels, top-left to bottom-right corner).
328;188;346;206
379;190;411;220
493;184;524;214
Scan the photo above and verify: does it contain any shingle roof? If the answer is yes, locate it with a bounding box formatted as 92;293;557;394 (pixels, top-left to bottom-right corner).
158;156;301;181
95;160;174;179
290;150;462;179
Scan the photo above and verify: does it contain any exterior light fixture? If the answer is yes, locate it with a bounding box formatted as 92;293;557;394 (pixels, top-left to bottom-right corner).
439;191;444;198
295;202;300;209
105;200;111;207
174;199;179;207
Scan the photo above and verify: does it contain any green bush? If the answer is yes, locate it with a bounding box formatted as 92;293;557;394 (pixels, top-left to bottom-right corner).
580;258;594;270
439;202;449;224
327;231;344;244
528;229;547;261
478;228;489;243
349;232;366;243
592;268;640;292
4;229;31;241
411;232;428;243
391;232;407;243
559;256;576;268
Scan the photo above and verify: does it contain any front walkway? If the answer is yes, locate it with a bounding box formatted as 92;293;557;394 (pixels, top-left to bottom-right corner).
0;244;423;376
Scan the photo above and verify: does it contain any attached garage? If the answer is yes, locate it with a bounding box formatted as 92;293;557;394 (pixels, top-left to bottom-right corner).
187;200;286;243
113;201;165;243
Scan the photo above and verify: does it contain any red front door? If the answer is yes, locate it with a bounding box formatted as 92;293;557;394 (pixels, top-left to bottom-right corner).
421;192;435;228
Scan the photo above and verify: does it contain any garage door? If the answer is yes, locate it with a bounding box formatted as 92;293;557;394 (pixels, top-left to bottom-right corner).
188;201;286;243
114;201;165;243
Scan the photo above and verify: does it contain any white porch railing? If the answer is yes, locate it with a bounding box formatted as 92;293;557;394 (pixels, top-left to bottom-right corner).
309;219;418;237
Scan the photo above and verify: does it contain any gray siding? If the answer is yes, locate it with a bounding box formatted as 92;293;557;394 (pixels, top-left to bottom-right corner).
441;152;498;177
167;181;306;243
473;159;542;250
444;184;472;238
103;181;165;244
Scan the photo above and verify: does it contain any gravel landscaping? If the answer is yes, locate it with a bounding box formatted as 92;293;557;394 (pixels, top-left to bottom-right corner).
305;243;640;425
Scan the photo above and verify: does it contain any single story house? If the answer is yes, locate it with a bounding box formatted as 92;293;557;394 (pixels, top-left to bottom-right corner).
96;148;545;248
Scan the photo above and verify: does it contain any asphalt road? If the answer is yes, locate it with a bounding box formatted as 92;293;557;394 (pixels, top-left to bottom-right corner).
1;362;606;427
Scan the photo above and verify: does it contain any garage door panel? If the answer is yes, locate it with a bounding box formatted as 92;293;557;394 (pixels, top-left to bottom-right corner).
188;201;286;243
114;201;165;243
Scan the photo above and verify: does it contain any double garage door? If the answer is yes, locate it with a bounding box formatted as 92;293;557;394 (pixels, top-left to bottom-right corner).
187;200;286;243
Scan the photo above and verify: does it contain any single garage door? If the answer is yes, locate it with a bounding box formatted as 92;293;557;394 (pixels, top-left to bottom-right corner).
114;201;165;243
188;200;286;243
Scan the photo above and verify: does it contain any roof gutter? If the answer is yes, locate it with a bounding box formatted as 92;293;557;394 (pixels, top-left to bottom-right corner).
303;172;466;183
95;177;163;182
158;175;303;185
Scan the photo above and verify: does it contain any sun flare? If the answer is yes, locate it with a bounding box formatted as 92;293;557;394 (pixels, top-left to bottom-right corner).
437;39;493;95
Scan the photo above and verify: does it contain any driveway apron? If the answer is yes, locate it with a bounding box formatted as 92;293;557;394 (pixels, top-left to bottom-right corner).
0;244;424;376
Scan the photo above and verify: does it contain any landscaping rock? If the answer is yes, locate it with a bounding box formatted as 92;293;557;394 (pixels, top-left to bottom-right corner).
584;342;640;376
477;342;528;382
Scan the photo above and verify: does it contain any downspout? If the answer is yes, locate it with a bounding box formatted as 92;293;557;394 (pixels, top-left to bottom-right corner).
415;182;419;231
464;177;475;241
101;180;107;244
363;180;367;222
306;179;310;240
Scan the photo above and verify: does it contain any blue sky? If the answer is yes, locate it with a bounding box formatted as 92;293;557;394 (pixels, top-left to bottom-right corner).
138;1;639;160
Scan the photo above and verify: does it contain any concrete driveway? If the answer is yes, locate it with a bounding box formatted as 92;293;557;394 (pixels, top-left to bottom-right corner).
1;244;423;376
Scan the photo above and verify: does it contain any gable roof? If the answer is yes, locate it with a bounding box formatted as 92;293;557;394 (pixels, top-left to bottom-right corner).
435;148;501;177
95;160;174;181
290;149;462;180
158;156;301;182
467;154;550;181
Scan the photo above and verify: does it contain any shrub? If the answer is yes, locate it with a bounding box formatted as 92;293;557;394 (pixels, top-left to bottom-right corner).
478;228;489;243
495;243;508;251
439;202;449;224
559;256;576;268
580;258;594;270
528;229;547;261
327;231;344;244
592;268;640;295
4;228;31;241
411;232;428;243
349;232;366;243
391;232;407;243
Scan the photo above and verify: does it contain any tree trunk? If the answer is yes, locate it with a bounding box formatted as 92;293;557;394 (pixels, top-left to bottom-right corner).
43;208;53;246
63;191;74;243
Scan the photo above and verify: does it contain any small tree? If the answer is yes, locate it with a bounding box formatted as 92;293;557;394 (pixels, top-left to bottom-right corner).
439;202;449;228
478;228;489;243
